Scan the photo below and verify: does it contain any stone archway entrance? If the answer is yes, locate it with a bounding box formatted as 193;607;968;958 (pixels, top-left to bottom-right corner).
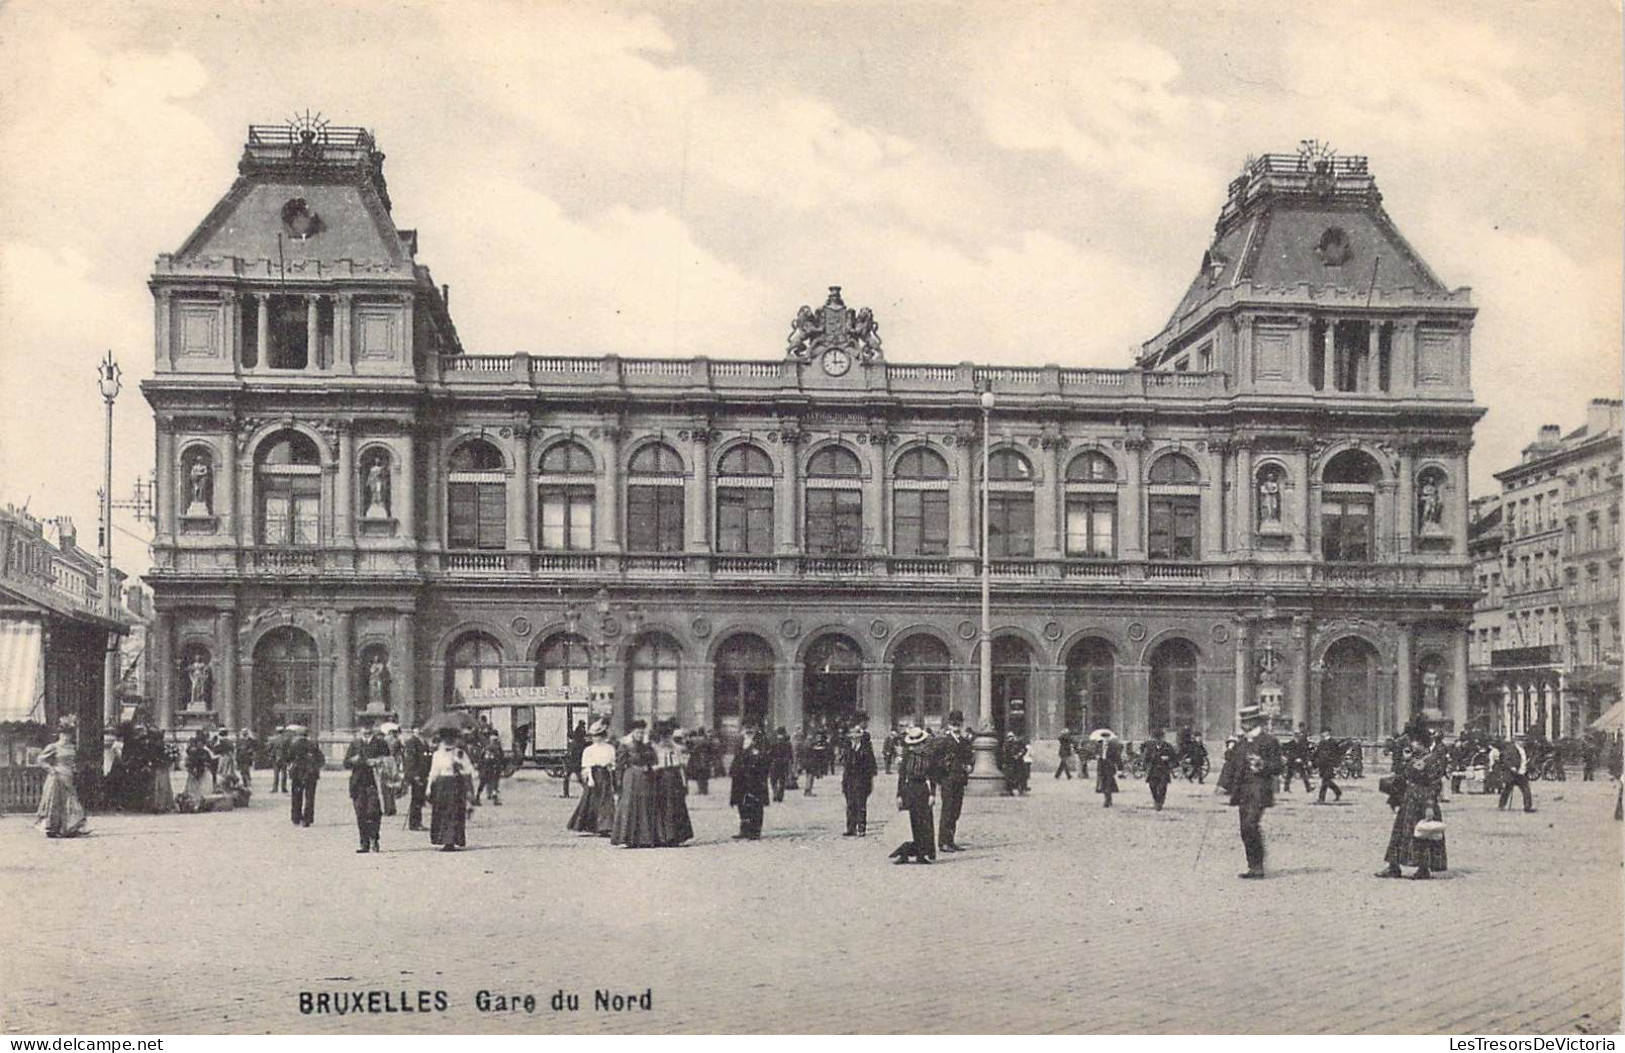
802;633;864;732
1323;637;1380;739
991;636;1034;738
252;626;319;740
713;633;774;736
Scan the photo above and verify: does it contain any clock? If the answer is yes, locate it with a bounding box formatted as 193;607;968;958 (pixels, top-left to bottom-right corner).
821;347;852;376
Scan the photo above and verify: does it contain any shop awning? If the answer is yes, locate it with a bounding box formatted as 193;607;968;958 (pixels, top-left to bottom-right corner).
1590;700;1623;733
0;618;46;723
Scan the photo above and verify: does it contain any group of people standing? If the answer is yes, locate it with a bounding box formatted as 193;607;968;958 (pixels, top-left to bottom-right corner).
565;718;694;848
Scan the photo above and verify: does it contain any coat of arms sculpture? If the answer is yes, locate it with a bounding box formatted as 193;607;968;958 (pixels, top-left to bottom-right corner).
786;286;884;364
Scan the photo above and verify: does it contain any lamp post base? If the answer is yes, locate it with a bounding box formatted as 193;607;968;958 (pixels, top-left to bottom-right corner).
964;732;1007;797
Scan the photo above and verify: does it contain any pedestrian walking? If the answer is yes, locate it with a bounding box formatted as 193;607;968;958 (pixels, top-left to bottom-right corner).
344;730;384;853
34;722;89;839
475;730;504;805
379;724;403;817
842;728;877;836
428;728;473;851
890;726;936;864
1283;728;1313;793
403;726;431;831
271;725;291;793
1216;706;1283;879
934;711;971;851
236;728;257;789
1142;728;1177;810
1055;726;1076;780
687;728;712;796
1312;729;1345;804
768;728;792;802
882;728;899;775
1497;734;1536;813
652;723;694;847
564;719;587;799
1376;736;1448;880
567;719;616;837
729;725;771;840
1093;729;1122;808
611;721;660;848
287;725;323;827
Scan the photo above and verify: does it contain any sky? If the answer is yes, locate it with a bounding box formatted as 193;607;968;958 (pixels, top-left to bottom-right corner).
0;0;1620;580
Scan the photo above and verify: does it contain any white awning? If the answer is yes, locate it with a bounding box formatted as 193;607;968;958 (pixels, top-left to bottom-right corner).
1590;700;1623;733
0;618;46;723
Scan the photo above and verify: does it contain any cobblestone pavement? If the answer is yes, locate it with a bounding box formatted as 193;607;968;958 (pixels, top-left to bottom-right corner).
2;767;1620;1035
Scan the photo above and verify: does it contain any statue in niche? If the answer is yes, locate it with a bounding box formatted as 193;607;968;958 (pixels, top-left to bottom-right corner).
186;654;212;709
1418;476;1444;531
1421;669;1441;712
363;457;391;519
185;456;213;517
1257;469;1283;526
366;654;389;711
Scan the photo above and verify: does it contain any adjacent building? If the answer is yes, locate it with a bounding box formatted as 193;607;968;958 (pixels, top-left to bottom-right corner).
142;126;1482;756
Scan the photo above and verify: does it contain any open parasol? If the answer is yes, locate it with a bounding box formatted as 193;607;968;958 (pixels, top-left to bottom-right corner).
1088;728;1117;742
419;709;478;736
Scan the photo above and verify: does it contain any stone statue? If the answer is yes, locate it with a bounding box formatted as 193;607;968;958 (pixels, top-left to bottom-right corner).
367;655;388;710
187;655;211;709
1421;669;1441;712
363;460;390;519
1257;470;1282;525
1418;479;1443;529
186;458;213;517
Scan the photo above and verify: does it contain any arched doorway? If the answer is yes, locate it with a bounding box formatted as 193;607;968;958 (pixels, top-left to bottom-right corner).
1148;638;1200;735
1323;637;1379;738
991;636;1033;738
1064;637;1115;733
890;634;951;730
714;633;774;736
252;626;319;741
803;634;863;731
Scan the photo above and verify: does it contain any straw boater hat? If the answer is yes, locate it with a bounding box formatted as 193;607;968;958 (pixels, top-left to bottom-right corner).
903;727;928;745
588;718;609;737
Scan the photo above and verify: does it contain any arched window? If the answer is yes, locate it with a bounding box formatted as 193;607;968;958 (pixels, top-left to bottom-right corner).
626;442;685;552
1148;638;1200;733
805;446;863;555
445;632;503;707
537;441;595;551
715;444;774;554
891;634;951;728
448;439;506;550
893;447;950;557
536;632;592;690
1065;451;1116;558
256;431;321;546
713;633;774;733
1322;450;1380;562
628;633;682;725
1147;453;1201;561
1064;638;1115;732
983;449;1035;558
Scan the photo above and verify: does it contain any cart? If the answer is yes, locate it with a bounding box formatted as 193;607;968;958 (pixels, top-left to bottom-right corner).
453;684;612;777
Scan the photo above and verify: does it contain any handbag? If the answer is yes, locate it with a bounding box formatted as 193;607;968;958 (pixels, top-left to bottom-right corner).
1413;819;1446;842
1378;774;1402;796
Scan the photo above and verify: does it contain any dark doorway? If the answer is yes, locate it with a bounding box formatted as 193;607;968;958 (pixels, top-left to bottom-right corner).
991;636;1033;738
803;634;863;732
1149;638;1200;735
714;633;774;736
252;626;319;739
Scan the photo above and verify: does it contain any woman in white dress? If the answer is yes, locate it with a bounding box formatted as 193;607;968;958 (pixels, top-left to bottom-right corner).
35;725;89;838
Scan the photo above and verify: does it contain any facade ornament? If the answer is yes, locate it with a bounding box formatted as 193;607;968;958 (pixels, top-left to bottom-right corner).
779;618;801;640
690;616;712;639
184;449;214;518
785;286;884;364
365;654;390;710
678;426;721;445
361;449;392;519
1042;620;1063;642
511;615;533;637
870;619;890;640
1256;464;1284;527
1127;622;1148;642
1417;468;1446;532
957;620;977;641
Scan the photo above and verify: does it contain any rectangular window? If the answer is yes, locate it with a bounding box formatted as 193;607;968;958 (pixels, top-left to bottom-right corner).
894;490;949;556
626;485;684;552
1066;496;1116;558
1321;494;1374;562
539;485;594;550
806;489;863;555
716;487;774;554
448;481;505;549
260;478;319;546
632;667;679;722
1148;496;1200;561
986;493;1035;558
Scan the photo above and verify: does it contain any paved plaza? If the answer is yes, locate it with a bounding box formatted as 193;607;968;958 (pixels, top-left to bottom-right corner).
2;766;1620;1035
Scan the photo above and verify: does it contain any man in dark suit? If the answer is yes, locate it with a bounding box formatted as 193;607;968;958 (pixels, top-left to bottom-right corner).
891;725;937;864
1312;728;1345;803
1055;726;1076;780
729;725;772;840
767;728;792;802
1217;706;1284;879
1497;734;1536;813
402;726;432;831
933;711;972;851
1283;727;1313;793
842;728;878;836
287;725;324;827
271;726;291;793
1142;728;1178;810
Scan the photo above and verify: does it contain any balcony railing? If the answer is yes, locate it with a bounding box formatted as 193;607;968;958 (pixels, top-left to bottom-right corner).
443;552;506;573
711;555;777;575
890;558;954;576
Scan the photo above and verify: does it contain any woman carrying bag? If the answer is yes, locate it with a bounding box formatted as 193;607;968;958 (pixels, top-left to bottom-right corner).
1377;737;1449;881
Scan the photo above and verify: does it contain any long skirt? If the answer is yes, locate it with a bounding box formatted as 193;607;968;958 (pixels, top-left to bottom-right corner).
1385;792;1448;871
429;775;468;847
567;766;616;835
36;770;89;837
184;769;215;798
612;767;660;847
653;767;694;846
151;767;177;813
1095;766;1120;796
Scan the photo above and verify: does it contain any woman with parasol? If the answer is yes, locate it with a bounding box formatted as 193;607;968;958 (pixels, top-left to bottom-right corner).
1092;728;1122;808
566;718;617;837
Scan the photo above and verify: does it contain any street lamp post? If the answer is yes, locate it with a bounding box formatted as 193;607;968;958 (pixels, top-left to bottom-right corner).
96;351;122;725
966;389;1006;795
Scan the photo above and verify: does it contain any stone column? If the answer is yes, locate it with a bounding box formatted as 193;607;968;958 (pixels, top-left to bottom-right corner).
1291;615;1311;730
1450;625;1469;733
333;612;354;733
423;426;443;550
335;293;353;373
509;426;533;553
154;611;174;729
1451;452;1470;553
395;612;418;725
336;423;355;547
306;295;322;371
950;436;974;558
1501;683;1513;737
777;434;800;554
1291;442;1312;555
1394;622;1413;735
218;432;237;543
217;610;238;729
600;423;623;552
223;290;240;372
1234;620;1251;730
1235;442;1254;554
1202;445;1224;558
155;419;177;546
778;661;802;731
865;663;890;732
1392;320;1416;395
155;288;173;371
863;439;887;555
687;434;712;554
1396;444;1415;557
1121;439;1147;559
397;431;416;540
1034;443;1061;559
1035;663;1064;738
255;293;270;371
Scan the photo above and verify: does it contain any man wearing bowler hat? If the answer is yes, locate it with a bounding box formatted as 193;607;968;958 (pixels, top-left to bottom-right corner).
932;710;972;852
1217;705;1284;879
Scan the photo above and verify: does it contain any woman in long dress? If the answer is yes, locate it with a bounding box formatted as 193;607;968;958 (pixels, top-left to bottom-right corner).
428;729;473;852
148;727;177;813
566;719;616;836
183;731;216;799
611;720;660;848
1377;737;1449;880
35;726;89;838
652;723;694;847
